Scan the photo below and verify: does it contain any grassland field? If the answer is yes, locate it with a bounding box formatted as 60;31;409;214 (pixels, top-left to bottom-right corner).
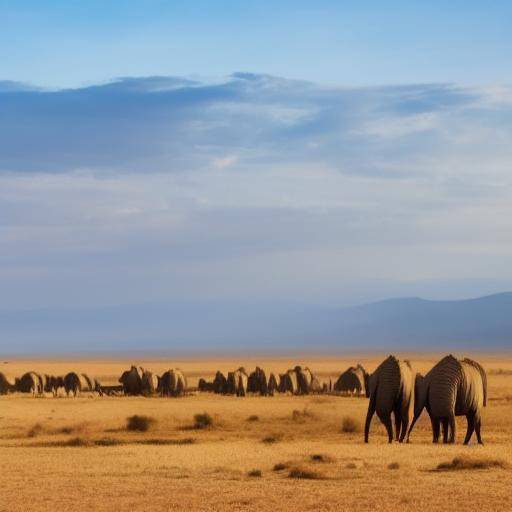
1;354;512;512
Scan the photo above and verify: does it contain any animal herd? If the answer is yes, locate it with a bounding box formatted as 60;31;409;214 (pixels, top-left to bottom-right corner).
0;354;487;444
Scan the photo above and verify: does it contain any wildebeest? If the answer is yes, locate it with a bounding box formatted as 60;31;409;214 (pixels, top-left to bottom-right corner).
334;364;368;396
247;367;269;396
141;369;159;395
63;372;101;397
158;369;187;397
0;372;16;394
17;372;42;395
226;368;248;396
267;373;280;396
119;366;143;395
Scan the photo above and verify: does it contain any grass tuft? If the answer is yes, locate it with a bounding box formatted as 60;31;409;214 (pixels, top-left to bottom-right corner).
247;469;262;477
27;423;44;438
65;437;92;447
310;453;334;463
273;462;289;471
193;412;213;429
341;416;360;433
291;408;315;422
95;437;123;446
436;456;507;471
288;467;324;480
388;462;400;470
262;434;282;444
126;415;156;432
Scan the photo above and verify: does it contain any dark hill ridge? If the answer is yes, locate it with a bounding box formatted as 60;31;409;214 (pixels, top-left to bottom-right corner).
0;293;511;355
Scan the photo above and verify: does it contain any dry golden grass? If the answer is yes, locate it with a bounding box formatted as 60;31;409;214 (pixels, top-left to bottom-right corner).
1;354;512;511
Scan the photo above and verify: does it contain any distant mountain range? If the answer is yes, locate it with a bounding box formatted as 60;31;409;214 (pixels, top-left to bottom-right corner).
1;292;511;355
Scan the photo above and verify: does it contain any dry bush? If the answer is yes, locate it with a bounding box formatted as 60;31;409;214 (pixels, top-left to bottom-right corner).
27;423;44;438
262;434;282;444
95;438;123;446
388;462;400;470
137;438;195;446
65;437;92;447
273;462;289;471
341;416;360;433
126;415;156;432
57;423;86;435
247;415;259;422
247;469;262;477
436;456;508;471
291;408;315;422
193;412;213;429
288;467;325;480
310;454;334;463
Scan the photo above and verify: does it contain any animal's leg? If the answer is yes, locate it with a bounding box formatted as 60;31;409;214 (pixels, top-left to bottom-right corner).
394;408;402;442
463;413;475;445
432;417;441;443
364;397;376;443
475;413;484;445
399;412;410;443
406;413;420;443
447;413;456;444
441;418;449;443
382;414;394;444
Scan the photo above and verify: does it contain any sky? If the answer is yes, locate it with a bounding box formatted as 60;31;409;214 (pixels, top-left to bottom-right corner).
1;1;512;321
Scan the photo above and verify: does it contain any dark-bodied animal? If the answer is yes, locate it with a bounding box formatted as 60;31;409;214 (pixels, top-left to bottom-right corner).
0;372;16;394
47;375;65;396
141;370;159;395
295;366;313;395
407;355;487;445
198;378;214;392
17;372;42;395
279;370;298;394
364;356;414;443
267;373;279;396
334;364;368;395
119;366;143;395
212;371;228;394
248;367;269;396
158;369;187;397
226;368;248;396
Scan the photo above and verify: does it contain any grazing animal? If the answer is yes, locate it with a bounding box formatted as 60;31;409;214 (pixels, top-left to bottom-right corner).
119;366;143;395
198;378;214;392
63;372;82;397
248;367;269;396
364;356;414;443
335;364;368;395
17;372;42;395
213;371;228;394
295;366;312;395
279;370;298;394
47;375;65;396
226;368;248;396
141;370;159;395
407;355;487;445
0;372;16;394
267;373;280;396
158;369;187;397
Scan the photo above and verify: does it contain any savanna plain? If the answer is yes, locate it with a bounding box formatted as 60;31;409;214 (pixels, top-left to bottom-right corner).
1;355;511;512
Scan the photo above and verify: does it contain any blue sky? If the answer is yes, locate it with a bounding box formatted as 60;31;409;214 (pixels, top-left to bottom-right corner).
2;1;511;88
1;2;512;339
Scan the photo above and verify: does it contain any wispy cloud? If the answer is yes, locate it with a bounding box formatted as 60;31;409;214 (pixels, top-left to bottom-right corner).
1;74;512;314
